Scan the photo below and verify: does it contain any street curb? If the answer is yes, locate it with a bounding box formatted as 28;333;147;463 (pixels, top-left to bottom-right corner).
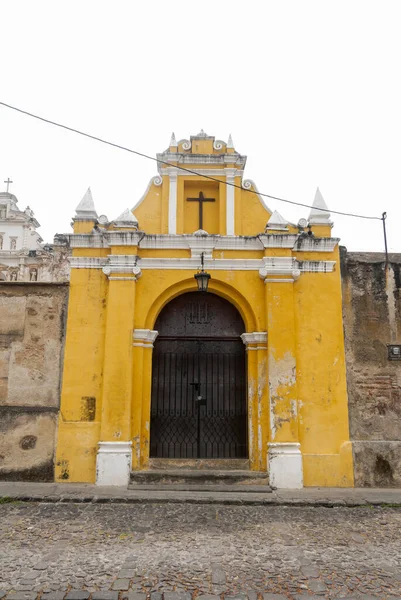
1;494;401;507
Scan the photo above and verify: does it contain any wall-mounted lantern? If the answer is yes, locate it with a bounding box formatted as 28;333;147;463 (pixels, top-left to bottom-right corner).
194;252;211;293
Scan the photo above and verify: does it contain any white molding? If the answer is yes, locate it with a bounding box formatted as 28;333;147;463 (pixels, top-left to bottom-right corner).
70;254;336;275
96;441;132;486
157;153;247;169
106;231;144;246
264;278;295;283
102;264;142;280
66;232;339;252
225;168;235;236
293;237;339;252
259;257;300;281
258;235;298;249
187;234;217;258
109;276;137;281
241;332;267;347
214;237;262;250
138;257;263;270
268;442;303;489
168;168;178;234
133;329;158;348
299;260;336;273
160;167;245;178
70;257;108;268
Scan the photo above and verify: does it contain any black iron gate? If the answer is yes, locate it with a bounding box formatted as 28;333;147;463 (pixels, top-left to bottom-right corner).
150;293;247;459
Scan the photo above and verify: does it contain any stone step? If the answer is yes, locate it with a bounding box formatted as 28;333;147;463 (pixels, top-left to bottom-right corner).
148;458;250;470
127;482;272;493
129;469;270;487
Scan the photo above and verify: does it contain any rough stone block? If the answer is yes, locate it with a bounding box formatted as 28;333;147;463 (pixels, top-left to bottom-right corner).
91;593;119;600
164;593;191;600
65;592;90;600
300;566;320;578
41;593;67;600
262;595;288;600
121;594;147;600
211;566;226;585
307;581;326;594
7;594;38;600
118;570;137;579
111;579;131;591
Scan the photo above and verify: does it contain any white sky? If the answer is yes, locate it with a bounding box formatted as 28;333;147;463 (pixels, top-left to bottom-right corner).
1;0;400;251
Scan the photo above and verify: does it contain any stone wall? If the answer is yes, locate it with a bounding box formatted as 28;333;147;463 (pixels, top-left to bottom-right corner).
341;250;401;487
0;282;68;481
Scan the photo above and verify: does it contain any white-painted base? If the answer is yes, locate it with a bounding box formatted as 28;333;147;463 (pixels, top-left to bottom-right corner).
96;441;132;486
268;442;303;489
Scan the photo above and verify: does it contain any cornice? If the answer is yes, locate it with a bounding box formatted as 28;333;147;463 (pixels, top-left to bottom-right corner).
159;167;245;178
66;232;340;252
70;254;336;277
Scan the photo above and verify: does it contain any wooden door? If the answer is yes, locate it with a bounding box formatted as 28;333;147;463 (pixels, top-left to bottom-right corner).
150;292;247;459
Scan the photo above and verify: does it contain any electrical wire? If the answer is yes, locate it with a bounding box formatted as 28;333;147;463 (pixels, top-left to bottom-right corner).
0;100;383;221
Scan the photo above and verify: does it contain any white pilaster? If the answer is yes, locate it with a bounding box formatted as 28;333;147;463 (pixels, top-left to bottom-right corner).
168;168;178;234
268;442;303;489
96;441;132;486
225;168;236;235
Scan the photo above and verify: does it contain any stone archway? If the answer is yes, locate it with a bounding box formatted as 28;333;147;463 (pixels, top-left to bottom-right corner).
150;292;247;459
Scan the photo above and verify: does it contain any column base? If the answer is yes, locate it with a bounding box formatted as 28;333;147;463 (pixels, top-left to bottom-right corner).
268;442;303;489
96;441;132;486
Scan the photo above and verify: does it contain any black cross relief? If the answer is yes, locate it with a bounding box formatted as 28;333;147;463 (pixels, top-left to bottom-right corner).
186;191;215;230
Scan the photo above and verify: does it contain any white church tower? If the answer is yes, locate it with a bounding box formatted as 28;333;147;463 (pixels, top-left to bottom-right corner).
0;180;69;282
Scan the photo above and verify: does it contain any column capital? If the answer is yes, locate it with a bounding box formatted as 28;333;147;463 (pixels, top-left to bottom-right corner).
133;329;158;348
102;265;142;281
258;257;300;283
241;331;267;350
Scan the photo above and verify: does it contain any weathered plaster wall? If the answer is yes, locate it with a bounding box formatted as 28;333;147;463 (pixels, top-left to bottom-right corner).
0;283;68;480
342;250;401;487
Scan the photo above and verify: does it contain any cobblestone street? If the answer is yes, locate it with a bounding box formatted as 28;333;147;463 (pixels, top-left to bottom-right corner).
0;502;400;600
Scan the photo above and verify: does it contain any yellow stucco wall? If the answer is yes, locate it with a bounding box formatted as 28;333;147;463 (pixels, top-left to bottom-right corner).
55;133;353;486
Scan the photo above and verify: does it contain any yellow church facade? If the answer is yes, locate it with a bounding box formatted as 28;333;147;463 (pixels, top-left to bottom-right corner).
55;131;354;488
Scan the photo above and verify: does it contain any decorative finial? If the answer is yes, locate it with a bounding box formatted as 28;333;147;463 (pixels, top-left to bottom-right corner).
308;187;332;224
169;132;177;147
4;178;13;193
75;187;98;219
114;208;139;226
227;134;234;149
266;210;288;229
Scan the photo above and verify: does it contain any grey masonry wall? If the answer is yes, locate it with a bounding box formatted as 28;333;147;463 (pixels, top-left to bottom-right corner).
0;282;68;481
341;250;401;487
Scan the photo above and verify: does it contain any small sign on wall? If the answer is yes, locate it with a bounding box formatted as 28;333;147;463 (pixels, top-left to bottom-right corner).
388;345;401;361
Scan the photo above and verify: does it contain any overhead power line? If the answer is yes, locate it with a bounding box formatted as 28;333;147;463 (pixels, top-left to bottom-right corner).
0;100;383;221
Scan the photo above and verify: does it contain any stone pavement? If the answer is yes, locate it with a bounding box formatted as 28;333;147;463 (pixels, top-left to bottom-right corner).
0;489;401;600
0;482;401;506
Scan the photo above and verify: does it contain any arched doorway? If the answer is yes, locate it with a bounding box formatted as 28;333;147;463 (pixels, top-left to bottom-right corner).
150;292;247;459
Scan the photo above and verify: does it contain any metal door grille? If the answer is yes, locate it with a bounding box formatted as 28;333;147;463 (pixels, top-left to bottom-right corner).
150;344;247;459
